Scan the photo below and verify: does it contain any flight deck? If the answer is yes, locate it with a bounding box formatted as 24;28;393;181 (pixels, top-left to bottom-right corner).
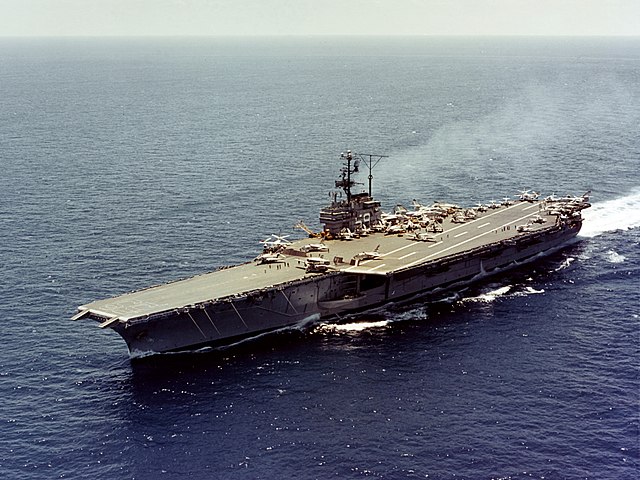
78;200;552;322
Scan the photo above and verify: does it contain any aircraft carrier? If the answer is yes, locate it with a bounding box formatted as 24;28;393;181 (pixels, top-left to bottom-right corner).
73;151;591;356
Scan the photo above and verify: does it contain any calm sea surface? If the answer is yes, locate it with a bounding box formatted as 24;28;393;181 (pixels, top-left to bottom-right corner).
0;37;639;479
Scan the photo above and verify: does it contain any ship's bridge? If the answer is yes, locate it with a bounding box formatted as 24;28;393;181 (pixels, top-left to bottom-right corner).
320;192;381;236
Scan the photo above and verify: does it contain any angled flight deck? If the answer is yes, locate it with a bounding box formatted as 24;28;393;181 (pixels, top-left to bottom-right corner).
78;200;552;321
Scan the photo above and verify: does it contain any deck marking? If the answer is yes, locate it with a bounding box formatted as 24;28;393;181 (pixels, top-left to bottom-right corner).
454;231;468;238
399;251;417;260
382;243;414;257
523;204;538;211
477;222;491;229
83;201;545;319
443;201;524;235
403;208;548;269
368;263;387;272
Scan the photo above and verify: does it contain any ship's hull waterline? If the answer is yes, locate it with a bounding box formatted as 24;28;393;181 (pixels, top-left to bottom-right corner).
82;217;582;355
74;151;590;356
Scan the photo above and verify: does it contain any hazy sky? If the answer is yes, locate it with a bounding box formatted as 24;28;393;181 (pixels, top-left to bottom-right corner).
1;0;639;36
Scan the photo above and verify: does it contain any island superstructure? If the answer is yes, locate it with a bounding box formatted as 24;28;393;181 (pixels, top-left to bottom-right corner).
73;151;591;355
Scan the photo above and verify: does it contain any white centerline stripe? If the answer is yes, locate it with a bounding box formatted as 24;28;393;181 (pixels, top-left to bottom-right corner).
454;231;468;238
382;243;414;257
402;209;545;269
342;201;537;273
399;251;417;260
523;204;538;211
477;222;491;229
368;263;386;272
443;201;526;234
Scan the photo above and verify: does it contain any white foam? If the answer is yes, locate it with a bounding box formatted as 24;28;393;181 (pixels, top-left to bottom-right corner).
435;293;463;304
523;286;545;295
487;286;512;296
605;250;626;264
465;285;512;303
319;319;391;332
554;257;575;271
129;349;158;359
464;283;547;303
579;189;640;238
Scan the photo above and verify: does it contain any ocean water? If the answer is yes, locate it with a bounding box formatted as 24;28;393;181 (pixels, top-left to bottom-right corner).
1;36;639;479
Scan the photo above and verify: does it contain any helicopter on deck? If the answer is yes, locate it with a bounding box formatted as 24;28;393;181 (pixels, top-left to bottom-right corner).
260;234;292;251
518;190;540;201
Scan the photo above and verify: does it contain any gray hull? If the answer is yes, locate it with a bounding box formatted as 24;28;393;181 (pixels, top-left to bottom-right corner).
114;221;580;355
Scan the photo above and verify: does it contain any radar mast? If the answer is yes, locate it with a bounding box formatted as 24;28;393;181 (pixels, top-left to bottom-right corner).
334;150;387;201
335;150;359;202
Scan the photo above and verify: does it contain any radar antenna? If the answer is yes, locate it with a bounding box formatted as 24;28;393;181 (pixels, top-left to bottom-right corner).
335;150;358;202
335;150;387;201
355;152;388;198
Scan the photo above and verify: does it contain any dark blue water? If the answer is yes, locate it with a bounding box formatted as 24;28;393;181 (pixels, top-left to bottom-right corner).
1;37;639;479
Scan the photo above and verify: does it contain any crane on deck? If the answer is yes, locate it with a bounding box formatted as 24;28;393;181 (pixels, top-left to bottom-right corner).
294;221;323;238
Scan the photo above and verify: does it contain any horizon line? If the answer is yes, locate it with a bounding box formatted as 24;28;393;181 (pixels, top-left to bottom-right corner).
1;33;640;39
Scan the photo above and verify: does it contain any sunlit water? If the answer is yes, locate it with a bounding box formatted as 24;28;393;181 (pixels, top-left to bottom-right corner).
1;37;638;480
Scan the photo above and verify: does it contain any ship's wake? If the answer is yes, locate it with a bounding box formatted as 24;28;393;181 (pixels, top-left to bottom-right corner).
316;319;392;333
461;284;545;304
315;251;573;335
579;188;640;238
316;277;549;335
462;285;513;303
554;257;575;271
605;250;626;264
